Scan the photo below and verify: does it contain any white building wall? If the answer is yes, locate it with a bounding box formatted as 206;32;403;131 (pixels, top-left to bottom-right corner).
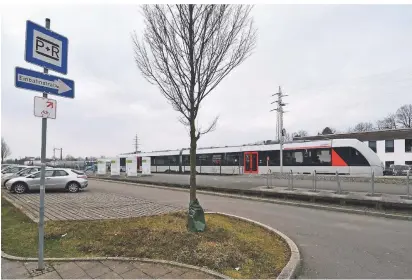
364;139;412;167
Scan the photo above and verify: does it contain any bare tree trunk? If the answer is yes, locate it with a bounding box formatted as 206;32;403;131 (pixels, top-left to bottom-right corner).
189;118;197;202
133;4;257;213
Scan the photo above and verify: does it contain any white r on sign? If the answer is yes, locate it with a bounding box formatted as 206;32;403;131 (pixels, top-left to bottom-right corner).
34;96;57;119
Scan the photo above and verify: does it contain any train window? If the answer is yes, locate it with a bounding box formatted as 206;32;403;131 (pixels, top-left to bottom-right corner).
258;150;280;166
182;155;190;166
212;154;222;166
385;140;394;153
154;157;166;166
333;147;369;166
293;151;304;165
405;139;412;152
283;151;294;166
197;154;212;165
224;153;241;166
168;156;177;164
316;149;331;166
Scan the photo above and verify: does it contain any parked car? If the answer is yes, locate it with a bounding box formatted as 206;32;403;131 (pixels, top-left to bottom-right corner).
84;165;97;175
5;168;88;194
383;168;394;176
2;164;18;172
388;164;411;176
2;166;41;187
2;165;29;176
1;164;15;170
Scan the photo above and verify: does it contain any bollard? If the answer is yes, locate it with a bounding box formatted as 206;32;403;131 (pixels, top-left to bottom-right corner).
290;170;294;190
270;171;273;188
312;170;317;192
371;169;375;196
266;171;269;188
407;170;410;199
287;171;290;188
336;170;341;194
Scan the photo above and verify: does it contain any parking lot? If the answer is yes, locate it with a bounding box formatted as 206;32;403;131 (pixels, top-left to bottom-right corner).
2;189;184;222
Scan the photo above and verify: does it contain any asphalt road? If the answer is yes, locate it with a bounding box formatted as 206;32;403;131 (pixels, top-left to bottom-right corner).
114;173;408;195
89;179;412;279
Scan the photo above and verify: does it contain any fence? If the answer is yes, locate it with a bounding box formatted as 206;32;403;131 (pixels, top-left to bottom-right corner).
265;169;411;199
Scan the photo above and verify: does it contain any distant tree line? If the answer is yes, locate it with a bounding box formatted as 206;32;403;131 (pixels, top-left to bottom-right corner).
292;103;411;138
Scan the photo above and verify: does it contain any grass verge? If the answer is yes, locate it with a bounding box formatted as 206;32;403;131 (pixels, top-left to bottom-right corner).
1;197;290;279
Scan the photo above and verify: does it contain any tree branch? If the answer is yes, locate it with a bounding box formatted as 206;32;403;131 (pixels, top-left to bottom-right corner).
196;116;219;141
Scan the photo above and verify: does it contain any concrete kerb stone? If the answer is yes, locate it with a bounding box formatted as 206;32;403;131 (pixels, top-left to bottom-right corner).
1;252;228;279
2;212;301;279
90;178;412;221
205;212;301;280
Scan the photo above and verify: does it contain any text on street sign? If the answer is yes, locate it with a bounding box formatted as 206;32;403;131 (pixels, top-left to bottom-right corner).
25;20;69;74
15;67;75;99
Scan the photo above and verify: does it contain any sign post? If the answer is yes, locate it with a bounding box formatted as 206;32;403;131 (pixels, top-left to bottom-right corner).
37;18;50;271
17;18;72;271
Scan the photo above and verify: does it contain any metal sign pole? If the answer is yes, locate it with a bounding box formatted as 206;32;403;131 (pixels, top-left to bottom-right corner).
37;17;50;271
279;87;284;174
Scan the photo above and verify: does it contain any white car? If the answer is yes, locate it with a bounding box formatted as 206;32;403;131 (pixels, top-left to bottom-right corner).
2;166;42;187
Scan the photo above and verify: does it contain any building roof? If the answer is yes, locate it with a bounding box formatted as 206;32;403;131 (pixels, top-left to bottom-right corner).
294;128;412;141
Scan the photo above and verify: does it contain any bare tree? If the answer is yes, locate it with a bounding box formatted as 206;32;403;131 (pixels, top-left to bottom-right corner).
1;137;11;163
396;104;412;128
321;127;335;135
350;122;375;132
133;5;256;204
376;114;397;130
293;130;308;138
65;154;75;161
282;129;292;141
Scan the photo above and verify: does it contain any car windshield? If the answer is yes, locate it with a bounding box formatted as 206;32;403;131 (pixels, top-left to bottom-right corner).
2;166;14;172
72;169;84;175
6;167;25;173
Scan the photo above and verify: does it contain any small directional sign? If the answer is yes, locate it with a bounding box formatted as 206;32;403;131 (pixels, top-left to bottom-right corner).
15;67;75;99
34;96;57;119
25;20;68;74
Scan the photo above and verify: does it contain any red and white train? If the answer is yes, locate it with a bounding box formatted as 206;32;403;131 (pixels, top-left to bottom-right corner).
120;139;383;176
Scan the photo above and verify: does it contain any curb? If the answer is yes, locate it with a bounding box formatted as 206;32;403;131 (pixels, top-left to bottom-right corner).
206;212;301;279
91;178;412;221
1;252;228;279
1;213;301;279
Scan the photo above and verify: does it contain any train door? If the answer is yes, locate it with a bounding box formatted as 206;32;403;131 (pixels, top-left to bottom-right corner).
244;152;258;174
137;157;141;171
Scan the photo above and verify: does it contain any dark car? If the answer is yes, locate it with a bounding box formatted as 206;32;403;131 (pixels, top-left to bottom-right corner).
383;168;394;176
389;164;411;176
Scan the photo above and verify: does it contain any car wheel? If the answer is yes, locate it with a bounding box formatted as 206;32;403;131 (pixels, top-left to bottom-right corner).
67;182;80;193
12;183;27;194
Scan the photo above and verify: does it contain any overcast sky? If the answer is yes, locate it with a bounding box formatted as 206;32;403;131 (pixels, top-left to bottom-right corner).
1;4;412;159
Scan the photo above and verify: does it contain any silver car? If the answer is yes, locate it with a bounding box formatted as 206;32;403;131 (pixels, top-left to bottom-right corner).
1;164;15;171
2;165;28;176
2;166;42;187
5;168;88;194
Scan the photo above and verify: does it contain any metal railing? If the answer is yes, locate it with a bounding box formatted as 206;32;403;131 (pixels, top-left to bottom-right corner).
262;168;411;198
